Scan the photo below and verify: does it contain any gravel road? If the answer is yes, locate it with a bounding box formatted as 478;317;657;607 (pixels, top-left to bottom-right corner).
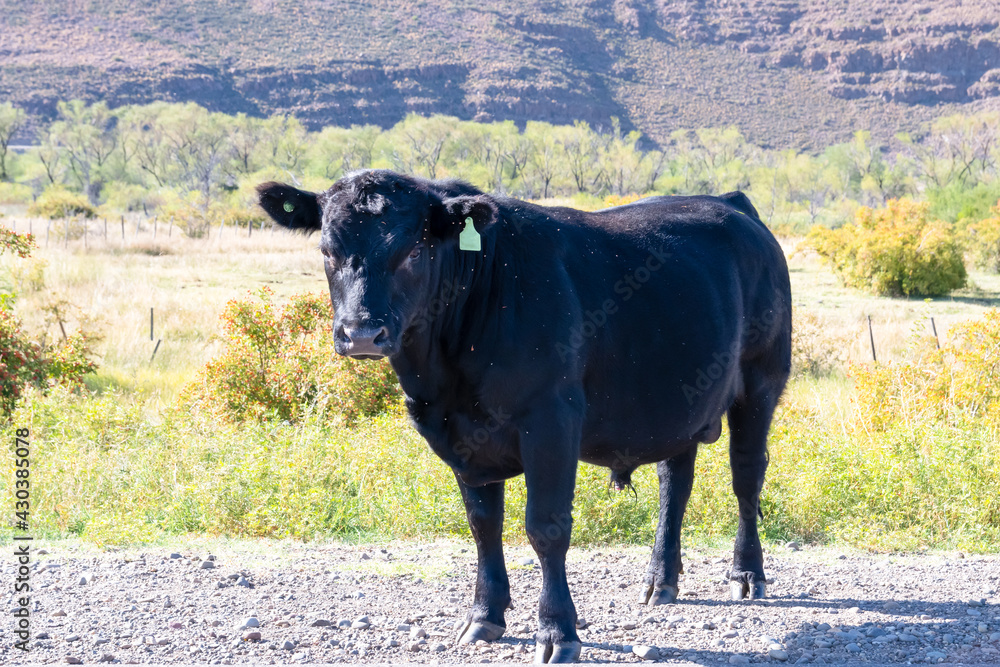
5;540;999;665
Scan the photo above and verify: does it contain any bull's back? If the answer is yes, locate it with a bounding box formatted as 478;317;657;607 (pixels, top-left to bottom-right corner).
550;196;788;461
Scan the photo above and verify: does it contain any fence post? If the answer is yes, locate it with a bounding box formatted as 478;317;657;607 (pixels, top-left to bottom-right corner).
121;215;125;240
153;216;158;240
930;317;940;349
867;315;877;363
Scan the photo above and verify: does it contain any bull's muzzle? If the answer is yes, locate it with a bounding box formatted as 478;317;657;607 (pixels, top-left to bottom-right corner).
341;325;390;360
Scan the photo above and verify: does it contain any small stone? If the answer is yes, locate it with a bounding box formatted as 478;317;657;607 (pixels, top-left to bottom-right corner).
65;634;80;642
769;649;789;661
37;548;49;555
352;615;371;629
978;622;988;633
337;619;351;628
406;641;422;652
640;615;656;625
163;596;172;608
169;622;183;629
281;640;296;651
36;632;50;640
200;560;215;570
238;617;260;630
360;553;371;560
310;618;332;627
622;622;637;630
927;651;947;662
227;573;240;580
729;655;750;664
156;637;170;645
77;576;88;586
816;623;831;632
723;630;739;639
97;654;114;663
204;553;216;561
990;632;1000;641
432;642;447;652
242;631;262;641
633;645;661;661
236;576;251;588
64;657;82;665
396;623;411;632
170;552;182;559
52;610;67;617
846;643;861;653
785;541;801;551
518;556;535;566
967;608;982;617
410;627;427;639
883;601;901;612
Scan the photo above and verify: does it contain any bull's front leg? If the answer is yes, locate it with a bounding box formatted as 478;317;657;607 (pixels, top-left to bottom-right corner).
455;476;511;644
521;400;583;664
641;447;697;605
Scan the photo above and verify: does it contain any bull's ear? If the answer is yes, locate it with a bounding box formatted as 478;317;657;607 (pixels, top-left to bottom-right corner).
257;182;322;231
430;194;499;240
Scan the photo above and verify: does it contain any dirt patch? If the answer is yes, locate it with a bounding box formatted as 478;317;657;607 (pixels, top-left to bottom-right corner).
5;540;1000;664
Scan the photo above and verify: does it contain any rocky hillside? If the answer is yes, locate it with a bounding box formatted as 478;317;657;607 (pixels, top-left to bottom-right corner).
1;0;999;149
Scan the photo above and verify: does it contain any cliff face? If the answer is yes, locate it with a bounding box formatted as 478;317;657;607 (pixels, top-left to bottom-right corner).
1;0;998;149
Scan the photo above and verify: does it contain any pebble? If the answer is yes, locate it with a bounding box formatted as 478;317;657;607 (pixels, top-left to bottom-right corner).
163;596;172;608
236;576;251;587
65;634;80;642
978;622;988;633
769;649;789;661
927;651;948;662
883;600;901;612
967;608;982;616
786;541;801;551
396;623;411;632
431;642;447;652
52;609;67;617
281;640;296;651
632;645;660;661
410;627;427;639
622;621;638;630
729;655;750;664
990;632;1000;641
200;560;215;570
310;617;332;627
352;615;371;629
723;630;739;639
846;643;862;653
337;618;351;628
518;556;535;566
237;616;260;630
242;630;261;641
64;657;82;665
406;641;422;652
97;654;114;663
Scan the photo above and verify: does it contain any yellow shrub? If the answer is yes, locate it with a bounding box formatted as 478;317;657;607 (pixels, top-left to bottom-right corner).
806;199;966;296
27;186;96;220
603;193;644;207
852;309;1000;433
964;203;1000;273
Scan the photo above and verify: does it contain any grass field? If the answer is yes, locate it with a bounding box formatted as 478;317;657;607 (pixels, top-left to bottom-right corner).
2;208;999;553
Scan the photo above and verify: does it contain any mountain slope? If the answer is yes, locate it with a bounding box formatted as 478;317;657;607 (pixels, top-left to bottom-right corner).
1;0;999;149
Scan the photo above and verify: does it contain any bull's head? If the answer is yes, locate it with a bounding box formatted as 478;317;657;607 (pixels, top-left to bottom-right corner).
257;170;497;360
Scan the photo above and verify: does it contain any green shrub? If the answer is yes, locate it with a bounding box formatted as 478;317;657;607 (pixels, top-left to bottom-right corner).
964;203;1000;273
805;199;967;296
791;310;850;378
184;287;402;424
0;182;33;205
0;231;97;417
27;185;96;220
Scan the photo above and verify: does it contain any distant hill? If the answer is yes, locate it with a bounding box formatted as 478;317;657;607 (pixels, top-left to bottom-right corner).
2;0;999;150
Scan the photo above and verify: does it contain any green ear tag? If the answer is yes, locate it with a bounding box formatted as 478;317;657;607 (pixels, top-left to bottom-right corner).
283;201;295;213
459;217;481;252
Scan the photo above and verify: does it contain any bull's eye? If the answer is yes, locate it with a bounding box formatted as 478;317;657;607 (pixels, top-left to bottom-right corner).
408;244;423;261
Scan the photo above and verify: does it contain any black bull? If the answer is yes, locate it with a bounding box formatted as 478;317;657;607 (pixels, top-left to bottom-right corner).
258;169;791;664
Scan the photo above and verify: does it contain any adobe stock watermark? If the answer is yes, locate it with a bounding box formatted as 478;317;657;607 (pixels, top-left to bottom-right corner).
556;246;672;362
453;407;512;463
401;278;465;347
680;309;780;405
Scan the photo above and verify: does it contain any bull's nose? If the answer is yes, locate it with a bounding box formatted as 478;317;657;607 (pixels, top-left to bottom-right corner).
343;326;390;359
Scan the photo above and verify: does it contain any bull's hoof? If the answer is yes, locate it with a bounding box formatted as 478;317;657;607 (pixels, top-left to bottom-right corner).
729;579;766;600
640;583;679;605
456;619;505;644
534;640;582;663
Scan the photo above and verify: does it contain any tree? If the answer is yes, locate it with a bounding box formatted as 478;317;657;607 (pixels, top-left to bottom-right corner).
47;100;121;203
0;102;27;182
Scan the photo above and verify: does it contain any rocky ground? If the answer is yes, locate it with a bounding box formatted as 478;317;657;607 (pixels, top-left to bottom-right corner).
4;540;999;665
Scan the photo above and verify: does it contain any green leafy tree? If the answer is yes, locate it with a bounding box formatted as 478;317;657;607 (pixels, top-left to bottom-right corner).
0;102;27;182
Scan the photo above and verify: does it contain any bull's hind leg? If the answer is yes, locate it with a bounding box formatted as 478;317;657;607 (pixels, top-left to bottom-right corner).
641;447;697;605
727;368;783;600
455;477;511;644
